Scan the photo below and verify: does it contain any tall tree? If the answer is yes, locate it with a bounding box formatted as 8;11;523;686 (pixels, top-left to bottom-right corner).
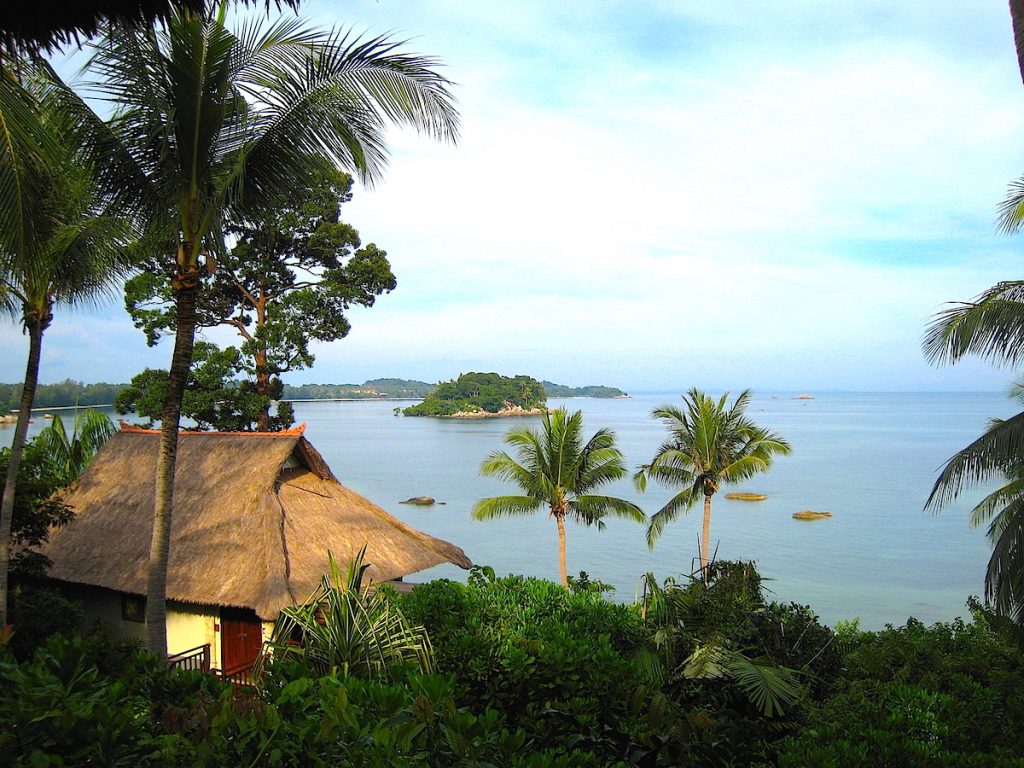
123;161;395;430
115;341;282;431
472;408;645;587
74;7;457;654
635;389;791;577
0;65;131;628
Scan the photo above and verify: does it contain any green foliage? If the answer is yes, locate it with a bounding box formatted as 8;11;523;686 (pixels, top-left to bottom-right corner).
115;341;293;431
778;615;1024;766
282;379;435;400
264;548;433;679
0;634;164;767
472;408;645;585
399;574;648;754
925;383;1024;623
0;632;605;768
542;381;628;398
404;372;546;416
0;380;124;410
0;439;74;578
638;562;834;720
124;162;397;427
7;586;83;660
635;389;791;571
33;408;115;485
567;571;616;595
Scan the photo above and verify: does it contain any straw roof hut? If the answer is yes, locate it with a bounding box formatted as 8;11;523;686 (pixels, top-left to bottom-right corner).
41;423;472;621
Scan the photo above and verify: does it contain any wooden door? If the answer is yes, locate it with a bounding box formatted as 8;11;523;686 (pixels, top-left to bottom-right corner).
220;608;264;673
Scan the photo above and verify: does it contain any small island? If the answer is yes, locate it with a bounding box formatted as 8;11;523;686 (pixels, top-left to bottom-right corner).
542;381;628;398
403;372;547;417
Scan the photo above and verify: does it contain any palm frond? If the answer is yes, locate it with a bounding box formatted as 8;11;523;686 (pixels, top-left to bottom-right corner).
264;547;432;679
471;495;542;520
923;281;1024;368
571;495;646;525
721;650;801;718
646;485;702;548
926;410;1024;510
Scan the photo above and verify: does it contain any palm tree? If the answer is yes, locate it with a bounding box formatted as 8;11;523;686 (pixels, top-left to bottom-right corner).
0;69;131;628
924;291;1024;623
70;7;458;654
925;385;1024;623
472;408;645;588
33;409;117;487
635;389;791;578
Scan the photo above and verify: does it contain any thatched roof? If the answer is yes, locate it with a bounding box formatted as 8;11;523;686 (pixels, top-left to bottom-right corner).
41;424;471;620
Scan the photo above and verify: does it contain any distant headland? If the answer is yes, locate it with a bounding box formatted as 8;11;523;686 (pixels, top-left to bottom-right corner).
0;376;628;413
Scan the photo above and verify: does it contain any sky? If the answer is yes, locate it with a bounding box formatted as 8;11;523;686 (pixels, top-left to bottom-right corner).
4;0;1024;392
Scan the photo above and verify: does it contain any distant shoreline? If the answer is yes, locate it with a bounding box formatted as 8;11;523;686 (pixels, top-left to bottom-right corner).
282;397;423;403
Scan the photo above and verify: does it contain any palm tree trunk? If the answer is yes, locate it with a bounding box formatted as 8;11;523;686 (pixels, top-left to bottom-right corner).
0;310;47;628
1011;0;1024;88
700;493;713;579
145;280;198;655
556;513;568;588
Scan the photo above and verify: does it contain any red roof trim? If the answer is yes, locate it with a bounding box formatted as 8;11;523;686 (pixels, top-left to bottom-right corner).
117;420;307;437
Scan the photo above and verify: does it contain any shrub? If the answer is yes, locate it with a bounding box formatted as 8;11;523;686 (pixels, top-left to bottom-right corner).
7;584;83;660
399;572;647;756
777;615;1024;766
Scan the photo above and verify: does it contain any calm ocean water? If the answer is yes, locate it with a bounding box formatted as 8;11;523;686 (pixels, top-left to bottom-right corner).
3;391;1015;629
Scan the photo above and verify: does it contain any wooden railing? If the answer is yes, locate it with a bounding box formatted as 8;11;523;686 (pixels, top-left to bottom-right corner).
167;645;261;699
167;644;211;674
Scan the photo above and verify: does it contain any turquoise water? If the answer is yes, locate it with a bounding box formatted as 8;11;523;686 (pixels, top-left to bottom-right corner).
4;391;1015;629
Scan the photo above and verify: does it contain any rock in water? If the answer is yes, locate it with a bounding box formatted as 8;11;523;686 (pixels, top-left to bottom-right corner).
725;492;767;501
400;496;436;506
792;509;832;520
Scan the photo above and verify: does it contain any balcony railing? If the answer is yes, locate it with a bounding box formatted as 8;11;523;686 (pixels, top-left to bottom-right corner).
166;644;211;674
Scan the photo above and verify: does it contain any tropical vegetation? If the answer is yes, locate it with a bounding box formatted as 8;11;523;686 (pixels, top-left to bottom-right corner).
124;161;395;431
472;408;645;587
924;282;1024;625
5;557;1022;767
59;5;458;655
32;409;116;487
114;341;291;432
541;381;627;398
0;380;123;411
404;372;546;416
0;61;132;628
263;548;433;679
635;389;792;576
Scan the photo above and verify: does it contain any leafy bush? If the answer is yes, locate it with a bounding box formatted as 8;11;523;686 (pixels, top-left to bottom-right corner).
399;572;648;755
0;634;166;767
7;585;83;660
777;615;1024;766
263;548;432;679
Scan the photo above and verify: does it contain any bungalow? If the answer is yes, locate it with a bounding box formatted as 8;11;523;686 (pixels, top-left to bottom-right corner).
39;423;471;673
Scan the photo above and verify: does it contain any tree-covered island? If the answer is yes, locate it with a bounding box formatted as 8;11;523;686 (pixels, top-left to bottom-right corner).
403;372;547;417
542;381;628;398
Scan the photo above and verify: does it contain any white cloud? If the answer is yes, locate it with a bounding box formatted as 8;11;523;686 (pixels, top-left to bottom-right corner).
5;1;1022;392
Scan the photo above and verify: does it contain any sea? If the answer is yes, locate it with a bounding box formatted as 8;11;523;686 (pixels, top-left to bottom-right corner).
2;391;1015;630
